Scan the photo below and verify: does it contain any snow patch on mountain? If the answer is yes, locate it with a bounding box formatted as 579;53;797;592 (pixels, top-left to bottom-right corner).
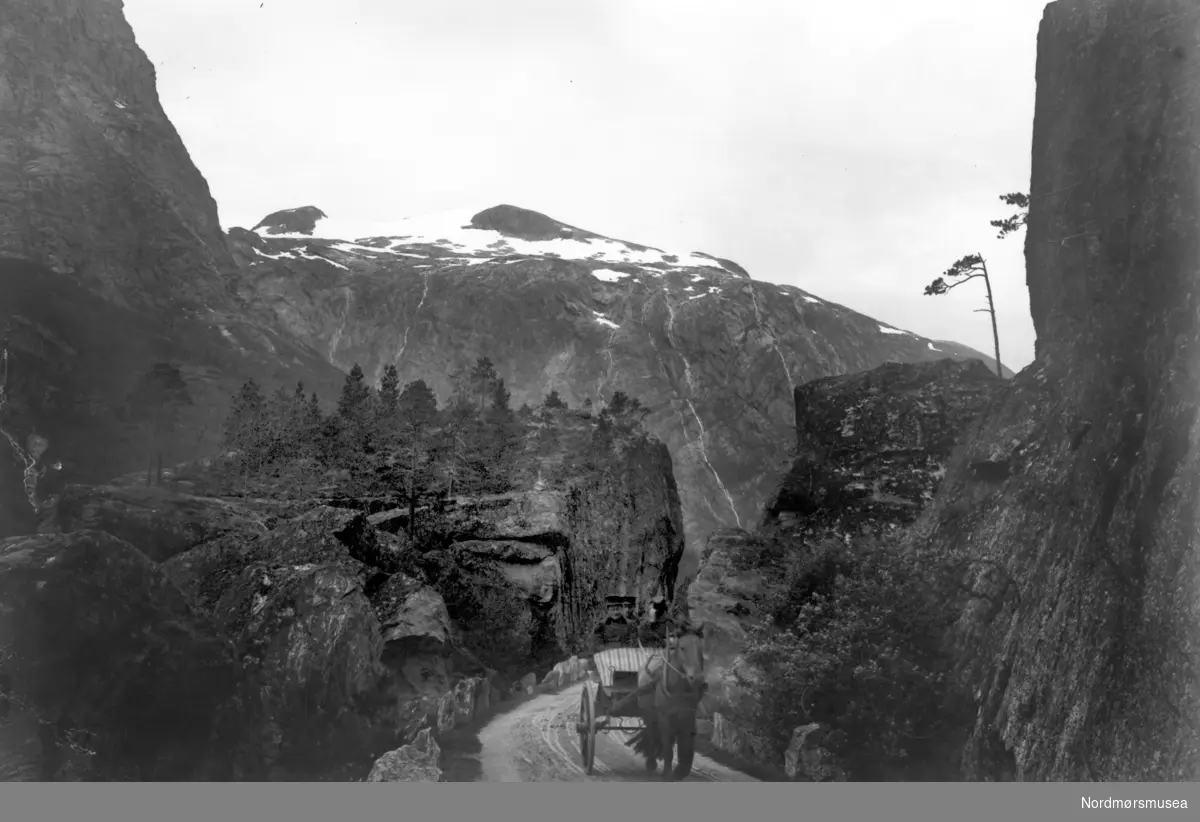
592;268;632;283
592;311;619;329
878;324;914;336
245;205;735;273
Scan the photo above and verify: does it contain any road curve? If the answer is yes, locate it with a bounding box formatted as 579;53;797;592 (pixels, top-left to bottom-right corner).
476;682;759;782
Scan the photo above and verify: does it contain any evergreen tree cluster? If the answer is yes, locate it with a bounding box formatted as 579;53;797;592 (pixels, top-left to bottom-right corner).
220;358;652;519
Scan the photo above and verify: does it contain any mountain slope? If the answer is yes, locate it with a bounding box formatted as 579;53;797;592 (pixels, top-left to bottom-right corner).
0;0;346;535
228;204;1005;577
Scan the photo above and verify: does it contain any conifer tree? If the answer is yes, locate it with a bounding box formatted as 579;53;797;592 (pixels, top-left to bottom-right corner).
379;364;400;418
395;379;438;536
223;378;266;483
335;363;375;461
469;357;500;415
337;364;371;419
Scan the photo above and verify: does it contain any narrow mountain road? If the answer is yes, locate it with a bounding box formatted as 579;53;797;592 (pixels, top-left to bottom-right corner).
476;682;759;782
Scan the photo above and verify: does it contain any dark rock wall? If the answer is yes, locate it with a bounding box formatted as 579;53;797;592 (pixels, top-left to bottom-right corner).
0;0;234;308
770;358;1001;533
560;433;684;648
924;0;1200;781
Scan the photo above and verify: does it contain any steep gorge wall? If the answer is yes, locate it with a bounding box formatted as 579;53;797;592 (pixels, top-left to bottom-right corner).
0;0;344;535
559;433;684;644
426;413;685;656
923;0;1200;781
0;0;233;308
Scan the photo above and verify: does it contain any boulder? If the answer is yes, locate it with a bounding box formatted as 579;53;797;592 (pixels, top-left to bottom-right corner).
768;358;1000;533
163;505;379;613
38;484;266;563
365;728;442;782
0;530;248;780
784;723;846;782
437;676;490;732
518;672;537;695
213;562;387;769
161;504;404;774
369;572;452;646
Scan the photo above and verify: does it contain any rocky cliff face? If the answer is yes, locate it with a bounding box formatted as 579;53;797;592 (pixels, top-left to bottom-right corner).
0;0;232;309
687;359;999;774
767;358;1001;534
1;401;684;779
922;0;1200;781
0;1;345;537
382;407;685;657
229;204;1006;578
2;482;493;780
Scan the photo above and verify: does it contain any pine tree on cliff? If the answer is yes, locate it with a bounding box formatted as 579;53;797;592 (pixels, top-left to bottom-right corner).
542;389;567;409
604;390;649;434
395;379;438;537
923;193;1028;379
126;362;193;486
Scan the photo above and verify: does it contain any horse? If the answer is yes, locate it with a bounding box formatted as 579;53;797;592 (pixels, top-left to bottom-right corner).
627;621;711;781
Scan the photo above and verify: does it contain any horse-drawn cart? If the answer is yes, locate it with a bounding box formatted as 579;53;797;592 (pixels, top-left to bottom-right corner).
575;645;713;775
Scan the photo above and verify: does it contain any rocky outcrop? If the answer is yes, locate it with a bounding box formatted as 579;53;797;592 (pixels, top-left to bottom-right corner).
684;529;765;711
767;358;1001;533
365;728;442;782
36;484;268;562
25;499;466;779
691;359;999;673
922;0;1200;782
0;530;250;780
404;414;685;658
784;724;846;782
687;359;1000;774
159;505;468;770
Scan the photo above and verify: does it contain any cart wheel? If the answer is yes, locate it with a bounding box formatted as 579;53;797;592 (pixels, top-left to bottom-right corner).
579;684;597;774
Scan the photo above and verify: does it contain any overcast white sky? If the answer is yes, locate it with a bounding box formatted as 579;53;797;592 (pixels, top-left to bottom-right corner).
126;0;1049;371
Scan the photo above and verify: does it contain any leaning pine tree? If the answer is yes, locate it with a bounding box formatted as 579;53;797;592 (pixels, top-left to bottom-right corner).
923;192;1028;379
